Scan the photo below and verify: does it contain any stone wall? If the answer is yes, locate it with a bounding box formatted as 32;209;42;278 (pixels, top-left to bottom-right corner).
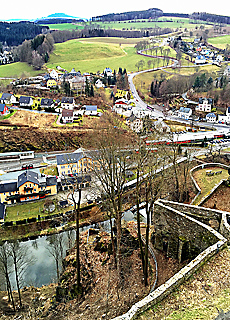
190;162;229;205
112;199;228;320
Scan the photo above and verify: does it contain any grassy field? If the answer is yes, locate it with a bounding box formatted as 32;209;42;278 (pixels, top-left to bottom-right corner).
45;18;212;31
0;62;42;78
208;34;230;49
192;167;229;205
46;38;162;73
5;199;49;221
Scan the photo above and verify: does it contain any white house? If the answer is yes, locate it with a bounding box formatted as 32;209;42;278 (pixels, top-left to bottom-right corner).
50;69;59;80
103;67;113;77
0;93;17;105
114;98;129;110
61;97;75;110
83;105;98;116
62;109;74;123
218;106;230;124
195;55;207;64
178;107;192;120
126;113;143;133
95;79;105;88
206;112;216;123
196;98;213;112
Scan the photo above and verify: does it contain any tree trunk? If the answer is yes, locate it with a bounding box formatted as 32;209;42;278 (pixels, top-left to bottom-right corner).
76;188;82;292
14;260;22;307
109;214;116;264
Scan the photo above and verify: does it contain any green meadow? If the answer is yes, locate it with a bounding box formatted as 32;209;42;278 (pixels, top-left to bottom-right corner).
208;34;230;49
45;17;212;32
46;38;163;73
0;62;42;78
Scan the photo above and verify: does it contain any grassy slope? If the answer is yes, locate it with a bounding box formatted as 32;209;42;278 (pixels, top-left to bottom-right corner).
0;62;42;78
46;18;212;31
46;39;156;73
138;247;230;320
208;34;230;49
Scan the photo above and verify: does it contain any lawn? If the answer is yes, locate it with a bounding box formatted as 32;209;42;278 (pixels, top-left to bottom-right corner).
50;18;212;32
192;167;229;205
208;35;230;49
5;199;50;222
0;62;42;78
46;39;157;73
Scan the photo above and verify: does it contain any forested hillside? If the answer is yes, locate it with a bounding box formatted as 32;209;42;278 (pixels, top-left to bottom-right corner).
0;21;49;46
92;8;163;21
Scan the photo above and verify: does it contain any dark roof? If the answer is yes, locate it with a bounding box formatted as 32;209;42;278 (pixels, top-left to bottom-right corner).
0;181;17;193
0;203;5;220
17;170;39;188
41;98;54;106
19;96;32;104
62;109;73;117
127;113;137;122
0;104;6;112
61;97;74;104
57;152;84;165
1;93;12;100
46;176;57;186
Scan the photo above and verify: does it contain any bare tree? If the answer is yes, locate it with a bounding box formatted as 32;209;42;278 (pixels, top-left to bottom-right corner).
90;119;132;284
0;242;15;311
46;233;65;281
9;239;34;307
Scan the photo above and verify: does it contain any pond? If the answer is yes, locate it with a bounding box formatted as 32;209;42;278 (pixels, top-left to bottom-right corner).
6;208;146;289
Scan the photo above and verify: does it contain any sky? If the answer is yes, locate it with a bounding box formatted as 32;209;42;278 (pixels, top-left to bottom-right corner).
1;0;230;21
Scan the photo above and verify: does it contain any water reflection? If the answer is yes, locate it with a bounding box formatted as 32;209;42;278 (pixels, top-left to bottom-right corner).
8;207;146;288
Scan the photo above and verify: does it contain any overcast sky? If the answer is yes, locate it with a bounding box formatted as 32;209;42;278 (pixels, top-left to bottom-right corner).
1;0;230;21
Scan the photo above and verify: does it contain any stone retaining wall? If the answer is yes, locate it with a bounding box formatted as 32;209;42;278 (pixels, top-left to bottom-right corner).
190;162;229;205
112;199;228;320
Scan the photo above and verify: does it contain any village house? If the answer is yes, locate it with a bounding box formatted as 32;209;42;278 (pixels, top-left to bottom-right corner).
0;93;17;105
0;104;9;115
19;96;33;108
126;113;143;133
103;67;113;77
83;105;98;116
0;171;57;205
206;112;216;123
178;107;192;120
61;109;74;123
95;79;105;88
218;106;230;124
56;148;99;176
50;69;59;81
47;79;58;88
68;76;86;93
196;98;213;112
61;97;75;110
41;98;55;109
114;98;129;110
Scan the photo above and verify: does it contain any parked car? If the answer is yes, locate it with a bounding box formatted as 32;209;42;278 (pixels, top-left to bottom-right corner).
22;164;33;170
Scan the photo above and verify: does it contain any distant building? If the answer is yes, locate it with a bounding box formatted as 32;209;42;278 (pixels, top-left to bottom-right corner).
56;148;99;176
178;107;192;120
61;109;74;123
126;113;143;133
19;96;33;108
61;97;75;110
196;98;213;112
0;171;57;204
206;112;216;123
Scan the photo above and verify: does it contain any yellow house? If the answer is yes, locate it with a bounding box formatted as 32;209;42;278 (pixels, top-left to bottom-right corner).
0;171;57;204
47;79;57;88
56;148;99;176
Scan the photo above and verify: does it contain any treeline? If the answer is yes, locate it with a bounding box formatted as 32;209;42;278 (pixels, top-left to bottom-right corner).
92;8;163;22
163;13;189;18
0;21;49;46
190;12;230;25
36;18;85;24
13;25;173;69
50;26;173;44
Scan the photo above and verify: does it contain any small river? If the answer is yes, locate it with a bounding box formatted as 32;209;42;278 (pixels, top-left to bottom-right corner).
6;208;146;289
